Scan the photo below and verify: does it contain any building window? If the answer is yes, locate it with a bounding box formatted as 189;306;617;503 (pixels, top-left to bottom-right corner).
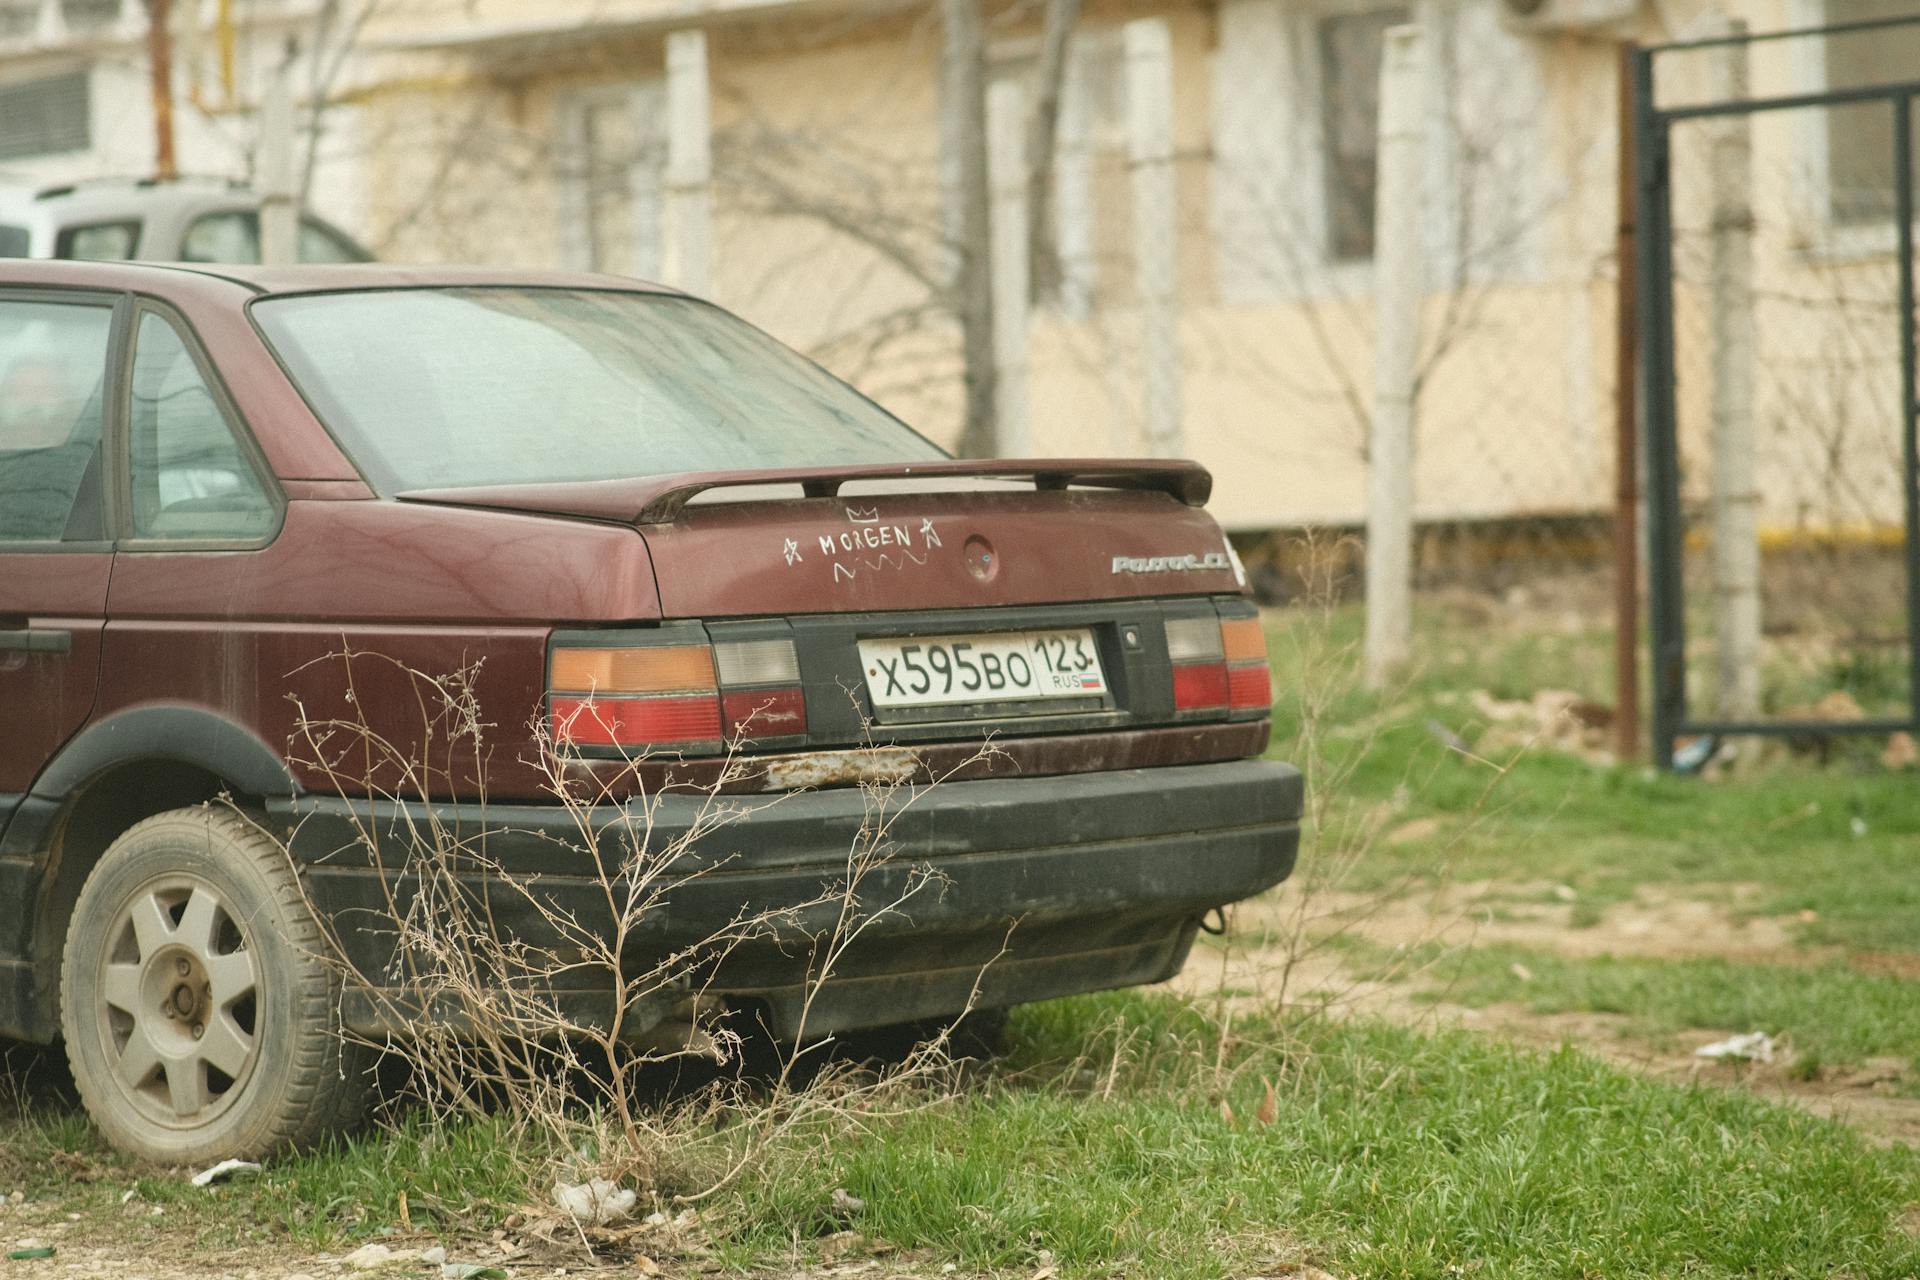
1819;1;1920;225
0;71;91;162
1317;7;1408;262
556;84;665;277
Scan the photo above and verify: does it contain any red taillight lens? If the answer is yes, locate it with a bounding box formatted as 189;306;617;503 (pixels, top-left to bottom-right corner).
722;686;808;738
1173;662;1230;710
1228;662;1272;710
550;694;722;747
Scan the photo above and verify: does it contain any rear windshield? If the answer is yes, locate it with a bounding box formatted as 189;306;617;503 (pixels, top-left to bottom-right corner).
252;288;943;493
0;225;27;257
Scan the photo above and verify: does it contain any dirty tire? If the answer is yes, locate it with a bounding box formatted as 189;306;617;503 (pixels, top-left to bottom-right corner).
60;807;373;1164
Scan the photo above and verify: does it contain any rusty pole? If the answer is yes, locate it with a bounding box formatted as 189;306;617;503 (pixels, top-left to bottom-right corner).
145;0;177;180
1613;42;1641;761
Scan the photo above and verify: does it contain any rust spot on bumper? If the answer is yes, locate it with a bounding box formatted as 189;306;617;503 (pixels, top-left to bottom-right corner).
763;746;919;791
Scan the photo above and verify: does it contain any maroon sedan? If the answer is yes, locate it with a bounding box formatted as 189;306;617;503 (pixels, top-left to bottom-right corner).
0;261;1300;1162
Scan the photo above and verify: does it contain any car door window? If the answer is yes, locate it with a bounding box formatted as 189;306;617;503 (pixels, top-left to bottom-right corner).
181;211;369;265
181;211;258;264
126;311;277;541
298;219;368;263
56;221;140;261
0;298;112;543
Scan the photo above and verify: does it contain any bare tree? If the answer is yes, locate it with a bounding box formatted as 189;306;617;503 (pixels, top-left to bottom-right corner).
942;0;997;457
1027;0;1085;302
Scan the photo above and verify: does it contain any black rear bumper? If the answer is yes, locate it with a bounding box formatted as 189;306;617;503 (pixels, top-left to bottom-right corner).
269;757;1302;1040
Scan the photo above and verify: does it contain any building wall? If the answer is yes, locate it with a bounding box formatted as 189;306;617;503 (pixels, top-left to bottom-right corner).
11;0;1909;537
347;0;1648;530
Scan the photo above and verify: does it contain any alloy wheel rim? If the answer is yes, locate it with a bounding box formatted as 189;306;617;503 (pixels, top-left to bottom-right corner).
95;875;261;1128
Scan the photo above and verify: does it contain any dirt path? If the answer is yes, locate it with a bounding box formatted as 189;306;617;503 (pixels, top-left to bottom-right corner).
1227;879;1801;960
0;1201;941;1280
1173;881;1920;1146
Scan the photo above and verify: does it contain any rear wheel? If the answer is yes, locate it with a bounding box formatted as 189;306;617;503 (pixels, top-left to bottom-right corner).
60;807;372;1163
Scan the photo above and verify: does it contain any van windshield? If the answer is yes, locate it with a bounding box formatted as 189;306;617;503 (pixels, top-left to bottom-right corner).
0;225;28;257
252;288;944;493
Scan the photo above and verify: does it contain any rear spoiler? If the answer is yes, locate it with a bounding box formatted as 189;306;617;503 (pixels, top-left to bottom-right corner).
400;458;1212;524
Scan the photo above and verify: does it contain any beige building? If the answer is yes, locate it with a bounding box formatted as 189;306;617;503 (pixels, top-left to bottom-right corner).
2;0;1914;534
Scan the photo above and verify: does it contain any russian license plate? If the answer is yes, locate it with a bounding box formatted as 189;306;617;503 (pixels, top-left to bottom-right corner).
859;628;1108;710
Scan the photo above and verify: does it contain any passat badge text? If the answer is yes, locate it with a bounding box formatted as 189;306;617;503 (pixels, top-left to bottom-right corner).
1110;552;1232;574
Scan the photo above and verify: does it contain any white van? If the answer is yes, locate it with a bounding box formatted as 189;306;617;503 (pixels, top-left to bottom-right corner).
0;175;372;263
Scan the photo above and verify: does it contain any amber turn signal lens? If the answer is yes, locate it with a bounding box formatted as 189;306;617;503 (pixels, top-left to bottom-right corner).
1220;616;1268;663
550;645;717;694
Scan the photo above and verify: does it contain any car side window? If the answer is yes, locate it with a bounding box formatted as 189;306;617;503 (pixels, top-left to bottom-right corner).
298;219;367;263
126;311;276;541
181;212;258;264
181;211;368;265
0;298;113;543
56;222;141;261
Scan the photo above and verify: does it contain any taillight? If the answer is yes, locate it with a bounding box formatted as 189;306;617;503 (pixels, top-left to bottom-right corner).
1220;615;1273;712
549;692;723;747
714;638;807;739
1167;611;1270;716
1167;616;1228;713
1172;662;1230;709
549;633;805;752
549;641;722;750
550;645;716;694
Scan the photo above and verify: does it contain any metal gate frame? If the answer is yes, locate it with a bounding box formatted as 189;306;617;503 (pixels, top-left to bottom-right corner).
1634;14;1920;770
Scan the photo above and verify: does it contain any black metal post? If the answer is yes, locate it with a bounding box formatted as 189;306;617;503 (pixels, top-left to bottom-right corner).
1634;47;1686;770
1896;95;1920;730
1614;43;1642;762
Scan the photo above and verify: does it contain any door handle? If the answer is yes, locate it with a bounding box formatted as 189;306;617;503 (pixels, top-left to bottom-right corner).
0;629;73;655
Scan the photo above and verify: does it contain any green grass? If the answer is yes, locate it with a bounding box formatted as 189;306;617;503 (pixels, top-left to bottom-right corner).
12;993;1917;1278
7;583;1920;1274
1259;587;1920;1095
1264;599;1920;950
734;996;1920;1277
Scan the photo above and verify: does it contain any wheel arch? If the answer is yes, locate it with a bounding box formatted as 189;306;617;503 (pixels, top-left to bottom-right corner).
4;706;297;1041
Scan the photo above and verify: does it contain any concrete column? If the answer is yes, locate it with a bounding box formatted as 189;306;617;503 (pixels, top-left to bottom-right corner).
988;78;1031;457
1364;24;1428;689
1708;19;1761;719
258;66;298;266
35;0;66;45
1124;18;1182;458
664;28;712;296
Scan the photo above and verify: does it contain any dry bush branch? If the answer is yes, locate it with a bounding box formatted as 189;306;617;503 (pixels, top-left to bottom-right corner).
1193;538;1533;1084
258;648;1006;1238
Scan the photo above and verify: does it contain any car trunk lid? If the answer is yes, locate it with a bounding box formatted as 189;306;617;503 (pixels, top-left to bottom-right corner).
399;459;1244;615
